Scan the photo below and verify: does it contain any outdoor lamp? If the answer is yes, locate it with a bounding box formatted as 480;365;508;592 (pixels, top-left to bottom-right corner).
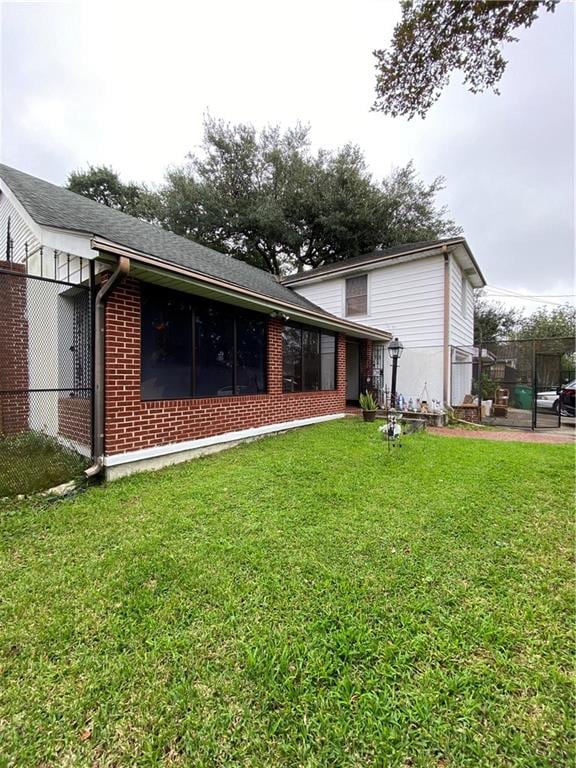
388;337;404;360
388;337;403;408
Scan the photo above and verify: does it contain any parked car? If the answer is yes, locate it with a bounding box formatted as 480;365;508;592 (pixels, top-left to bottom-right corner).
558;379;576;416
536;379;575;416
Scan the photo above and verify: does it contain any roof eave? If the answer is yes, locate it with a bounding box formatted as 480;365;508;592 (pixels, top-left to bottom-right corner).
282;238;486;288
91;237;392;342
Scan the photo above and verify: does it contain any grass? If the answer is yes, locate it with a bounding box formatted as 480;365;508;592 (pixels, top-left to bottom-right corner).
0;431;90;497
0;420;573;767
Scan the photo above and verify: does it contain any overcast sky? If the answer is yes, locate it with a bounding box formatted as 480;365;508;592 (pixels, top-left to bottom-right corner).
1;0;574;314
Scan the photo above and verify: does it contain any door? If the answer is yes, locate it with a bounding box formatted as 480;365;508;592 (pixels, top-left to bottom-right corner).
346;341;360;401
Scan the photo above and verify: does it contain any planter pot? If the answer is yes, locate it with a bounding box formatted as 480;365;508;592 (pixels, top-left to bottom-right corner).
362;410;377;422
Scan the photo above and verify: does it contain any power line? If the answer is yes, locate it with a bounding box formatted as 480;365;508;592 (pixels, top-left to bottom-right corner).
482;286;574;307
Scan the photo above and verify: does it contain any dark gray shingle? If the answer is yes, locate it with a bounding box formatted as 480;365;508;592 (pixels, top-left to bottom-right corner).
282;238;466;283
0;164;327;314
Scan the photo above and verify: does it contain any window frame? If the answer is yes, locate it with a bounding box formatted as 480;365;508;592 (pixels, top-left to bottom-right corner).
344;274;368;317
282;322;338;394
140;284;268;401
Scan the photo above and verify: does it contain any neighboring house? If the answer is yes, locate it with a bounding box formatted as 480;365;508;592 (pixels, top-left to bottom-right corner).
0;164;389;479
283;239;486;408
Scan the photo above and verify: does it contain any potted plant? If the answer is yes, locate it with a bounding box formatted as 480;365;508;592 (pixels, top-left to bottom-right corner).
359;391;379;422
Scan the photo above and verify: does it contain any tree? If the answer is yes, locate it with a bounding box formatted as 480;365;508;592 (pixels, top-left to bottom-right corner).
379;161;460;246
160;117;460;275
373;0;557;119
516;303;576;339
66;165;161;222
474;293;521;343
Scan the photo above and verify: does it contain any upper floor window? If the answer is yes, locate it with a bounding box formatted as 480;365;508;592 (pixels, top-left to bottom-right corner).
345;275;367;316
141;285;266;400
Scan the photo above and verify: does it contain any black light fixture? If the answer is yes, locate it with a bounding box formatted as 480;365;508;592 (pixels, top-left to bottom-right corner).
388;337;403;408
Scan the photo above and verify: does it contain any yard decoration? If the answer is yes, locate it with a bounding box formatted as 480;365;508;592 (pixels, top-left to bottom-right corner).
359;391;379;422
379;409;402;451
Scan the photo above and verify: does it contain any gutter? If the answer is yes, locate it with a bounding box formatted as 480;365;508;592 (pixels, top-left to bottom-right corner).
85;255;131;478
90;237;391;342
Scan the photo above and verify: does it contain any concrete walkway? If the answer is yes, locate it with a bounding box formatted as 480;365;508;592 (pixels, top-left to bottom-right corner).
429;427;575;444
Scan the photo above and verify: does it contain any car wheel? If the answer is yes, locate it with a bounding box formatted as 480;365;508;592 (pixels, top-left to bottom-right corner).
552;399;559;414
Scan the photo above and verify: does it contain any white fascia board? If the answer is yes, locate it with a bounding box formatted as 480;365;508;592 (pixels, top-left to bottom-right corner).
40;226;95;260
0;179;95;260
104;412;345;467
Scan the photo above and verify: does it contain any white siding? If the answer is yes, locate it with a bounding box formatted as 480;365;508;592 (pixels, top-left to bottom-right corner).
0;192;39;264
294;255;445;347
449;255;474;347
293;277;344;318
294;255;447;403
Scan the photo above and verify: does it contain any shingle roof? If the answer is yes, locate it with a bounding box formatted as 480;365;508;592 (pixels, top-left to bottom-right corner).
282;238;468;283
0;163;327;315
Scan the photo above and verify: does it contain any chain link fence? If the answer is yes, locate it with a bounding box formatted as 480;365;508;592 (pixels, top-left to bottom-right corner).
451;337;575;429
0;257;94;497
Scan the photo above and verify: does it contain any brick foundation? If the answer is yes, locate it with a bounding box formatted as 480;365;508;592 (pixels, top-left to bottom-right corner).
104;277;350;456
0;261;29;435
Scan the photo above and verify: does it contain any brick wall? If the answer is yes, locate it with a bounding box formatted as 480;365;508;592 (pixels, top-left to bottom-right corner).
0;261;29;435
58;396;92;447
104;277;349;456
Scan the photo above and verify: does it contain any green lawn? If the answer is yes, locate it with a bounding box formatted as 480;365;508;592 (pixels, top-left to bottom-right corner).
0;421;573;767
0;431;89;497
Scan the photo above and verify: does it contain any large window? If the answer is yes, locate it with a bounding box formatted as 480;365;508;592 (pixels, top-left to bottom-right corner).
345;274;368;316
141;285;266;400
282;324;337;393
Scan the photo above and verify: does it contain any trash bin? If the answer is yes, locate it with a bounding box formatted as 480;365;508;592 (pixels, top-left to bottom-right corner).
513;385;533;410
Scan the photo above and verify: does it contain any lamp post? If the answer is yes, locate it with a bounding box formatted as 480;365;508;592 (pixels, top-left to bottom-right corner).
388;337;404;409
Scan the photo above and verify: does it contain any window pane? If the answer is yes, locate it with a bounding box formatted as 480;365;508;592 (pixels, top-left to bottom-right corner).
236;313;266;394
320;333;336;390
303;329;320;390
195;303;234;397
141;288;192;400
283;325;301;392
345;275;367;316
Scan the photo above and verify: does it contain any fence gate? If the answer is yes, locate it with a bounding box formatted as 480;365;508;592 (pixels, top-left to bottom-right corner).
476;337;575;431
534;352;562;429
0;257;94;497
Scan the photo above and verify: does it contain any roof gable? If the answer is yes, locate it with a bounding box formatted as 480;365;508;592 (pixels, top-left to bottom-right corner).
0;164;325;315
282;238;486;288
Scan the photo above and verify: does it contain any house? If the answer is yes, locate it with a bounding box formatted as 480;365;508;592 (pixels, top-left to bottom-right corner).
282;239;486;408
0;164;390;480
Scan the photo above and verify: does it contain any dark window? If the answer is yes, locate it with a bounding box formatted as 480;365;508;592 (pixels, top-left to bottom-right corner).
195;303;234;397
236;314;267;395
345;275;368;316
141;289;193;400
282;324;337;393
141;285;267;400
282;325;302;393
320;333;336;390
302;329;320;391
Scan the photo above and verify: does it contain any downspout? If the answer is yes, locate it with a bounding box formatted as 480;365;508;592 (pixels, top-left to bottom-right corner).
442;246;450;407
85;256;130;478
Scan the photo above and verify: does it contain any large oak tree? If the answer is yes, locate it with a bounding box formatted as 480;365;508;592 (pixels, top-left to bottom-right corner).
373;0;557;119
160;117;460;275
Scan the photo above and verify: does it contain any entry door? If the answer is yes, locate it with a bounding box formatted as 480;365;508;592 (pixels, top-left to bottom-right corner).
346;342;360;401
